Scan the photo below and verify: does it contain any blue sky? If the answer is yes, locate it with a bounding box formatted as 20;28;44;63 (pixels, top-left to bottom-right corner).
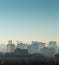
0;0;59;43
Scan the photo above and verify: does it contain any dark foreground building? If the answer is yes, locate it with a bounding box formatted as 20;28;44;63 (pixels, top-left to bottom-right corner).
0;53;56;65
0;48;56;65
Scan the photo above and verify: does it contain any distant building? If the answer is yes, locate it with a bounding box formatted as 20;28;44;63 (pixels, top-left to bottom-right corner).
48;41;57;47
0;44;7;53
41;47;55;57
7;40;15;53
28;41;45;54
48;41;57;54
8;40;12;44
28;43;39;54
17;42;27;49
16;41;20;44
15;48;28;55
55;47;59;54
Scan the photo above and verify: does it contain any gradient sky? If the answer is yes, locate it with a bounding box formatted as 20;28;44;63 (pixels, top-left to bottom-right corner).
0;0;59;44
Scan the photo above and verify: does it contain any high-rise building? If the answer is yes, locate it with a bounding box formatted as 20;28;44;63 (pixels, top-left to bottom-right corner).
48;41;57;47
8;40;12;44
28;41;45;54
7;40;15;53
48;41;58;54
7;44;15;53
28;43;39;54
0;44;7;53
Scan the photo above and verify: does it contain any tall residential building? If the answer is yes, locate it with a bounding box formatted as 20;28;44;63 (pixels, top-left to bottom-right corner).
28;41;45;54
28;43;39;54
0;44;7;53
48;41;58;54
7;40;15;53
41;47;55;57
48;41;57;47
7;44;15;53
8;40;12;44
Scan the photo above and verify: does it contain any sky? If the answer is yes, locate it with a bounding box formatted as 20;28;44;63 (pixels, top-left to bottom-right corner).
0;0;59;44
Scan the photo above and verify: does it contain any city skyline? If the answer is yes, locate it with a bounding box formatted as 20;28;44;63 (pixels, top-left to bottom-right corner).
0;40;59;46
0;0;59;43
0;40;58;56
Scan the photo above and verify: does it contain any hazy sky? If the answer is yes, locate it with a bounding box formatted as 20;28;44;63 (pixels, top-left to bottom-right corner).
0;0;59;44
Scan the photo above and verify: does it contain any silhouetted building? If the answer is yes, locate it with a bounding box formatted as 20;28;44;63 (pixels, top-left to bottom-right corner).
55;54;59;64
15;48;28;55
55;47;59;55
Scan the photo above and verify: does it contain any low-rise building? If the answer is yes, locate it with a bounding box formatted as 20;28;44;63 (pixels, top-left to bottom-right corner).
17;42;27;49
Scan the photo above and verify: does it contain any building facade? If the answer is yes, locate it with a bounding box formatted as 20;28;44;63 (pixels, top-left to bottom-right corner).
28;41;45;54
17;42;27;49
41;47;55;57
7;40;15;53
